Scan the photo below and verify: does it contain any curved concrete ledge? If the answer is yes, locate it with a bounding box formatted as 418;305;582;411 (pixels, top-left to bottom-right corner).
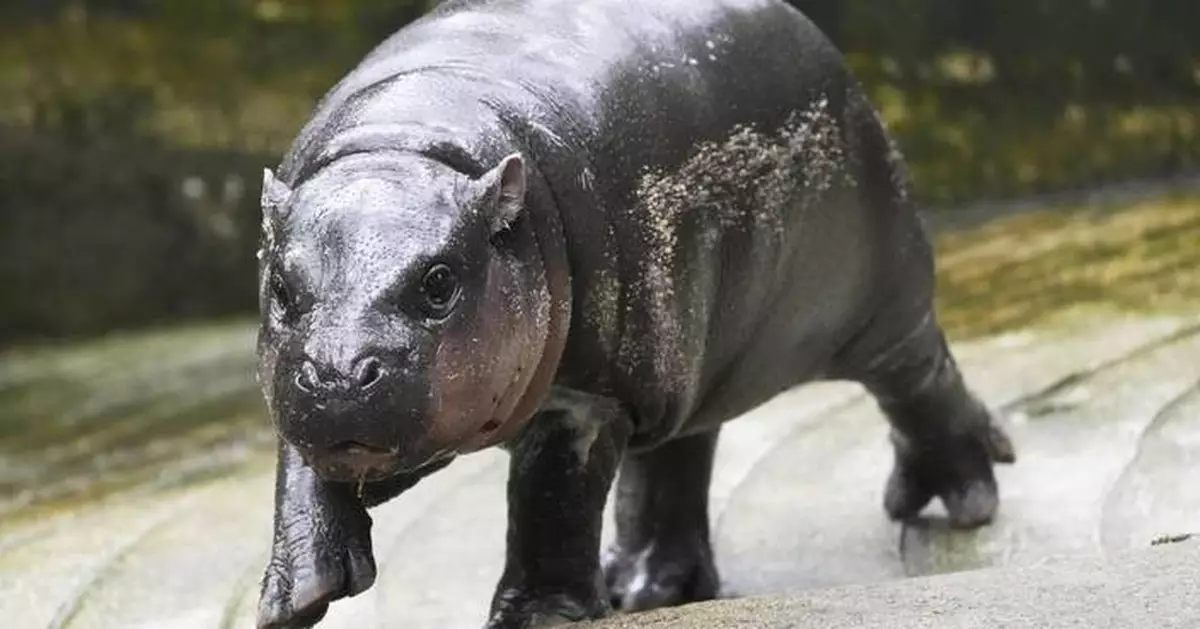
589;540;1200;629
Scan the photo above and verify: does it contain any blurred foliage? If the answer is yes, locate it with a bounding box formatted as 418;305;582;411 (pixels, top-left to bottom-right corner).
1;0;1197;343
799;0;1200;204
0;0;439;344
934;194;1200;339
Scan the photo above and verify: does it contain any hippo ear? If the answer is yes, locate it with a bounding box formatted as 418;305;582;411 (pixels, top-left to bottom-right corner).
261;168;292;216
477;153;527;237
258;168;291;260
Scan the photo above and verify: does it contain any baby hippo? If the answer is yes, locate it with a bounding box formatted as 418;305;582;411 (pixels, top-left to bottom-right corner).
252;0;1016;627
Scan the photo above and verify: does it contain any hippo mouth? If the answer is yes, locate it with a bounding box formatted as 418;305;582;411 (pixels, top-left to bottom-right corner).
304;441;455;484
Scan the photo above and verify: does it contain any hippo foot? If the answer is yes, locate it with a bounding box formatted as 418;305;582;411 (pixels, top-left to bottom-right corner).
486;588;610;629
883;422;1016;529
256;514;376;629
603;535;719;612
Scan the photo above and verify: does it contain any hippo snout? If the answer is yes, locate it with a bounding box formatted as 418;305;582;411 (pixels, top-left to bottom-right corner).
271;344;438;482
295;354;385;395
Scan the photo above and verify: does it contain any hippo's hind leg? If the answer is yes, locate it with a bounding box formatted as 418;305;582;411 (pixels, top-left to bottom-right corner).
836;311;1016;528
603;429;721;612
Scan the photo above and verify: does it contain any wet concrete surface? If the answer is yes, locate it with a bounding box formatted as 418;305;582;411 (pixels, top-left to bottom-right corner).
2;196;1199;628
1;313;1196;629
585;539;1200;629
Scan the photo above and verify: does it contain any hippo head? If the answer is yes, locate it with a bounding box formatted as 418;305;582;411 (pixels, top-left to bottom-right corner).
254;152;552;483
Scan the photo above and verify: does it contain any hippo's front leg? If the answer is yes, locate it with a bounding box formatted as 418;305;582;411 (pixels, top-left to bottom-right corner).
257;440;376;629
487;391;632;628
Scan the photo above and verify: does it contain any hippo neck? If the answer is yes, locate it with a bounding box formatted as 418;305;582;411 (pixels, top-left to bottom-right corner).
479;156;575;449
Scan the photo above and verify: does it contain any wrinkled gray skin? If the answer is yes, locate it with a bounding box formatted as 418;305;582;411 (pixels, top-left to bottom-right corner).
253;0;1017;627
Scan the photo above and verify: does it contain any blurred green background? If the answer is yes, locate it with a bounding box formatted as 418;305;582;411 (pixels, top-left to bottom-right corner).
1;0;1198;345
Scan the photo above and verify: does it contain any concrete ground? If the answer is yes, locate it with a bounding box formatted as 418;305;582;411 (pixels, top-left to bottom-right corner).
587;539;1200;629
2;194;1199;628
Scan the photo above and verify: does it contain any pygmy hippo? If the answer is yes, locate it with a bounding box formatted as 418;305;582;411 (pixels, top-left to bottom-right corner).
253;0;1016;626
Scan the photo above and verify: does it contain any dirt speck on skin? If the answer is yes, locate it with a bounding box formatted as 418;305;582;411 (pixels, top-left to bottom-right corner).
882;125;911;206
584;269;621;356
537;388;609;465
628;95;853;388
534;282;552;331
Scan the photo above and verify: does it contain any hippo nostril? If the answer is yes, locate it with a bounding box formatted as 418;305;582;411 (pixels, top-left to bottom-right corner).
353;356;384;390
295;360;320;393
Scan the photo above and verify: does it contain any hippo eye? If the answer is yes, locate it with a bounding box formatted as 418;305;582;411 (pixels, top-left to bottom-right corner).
420;263;460;316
